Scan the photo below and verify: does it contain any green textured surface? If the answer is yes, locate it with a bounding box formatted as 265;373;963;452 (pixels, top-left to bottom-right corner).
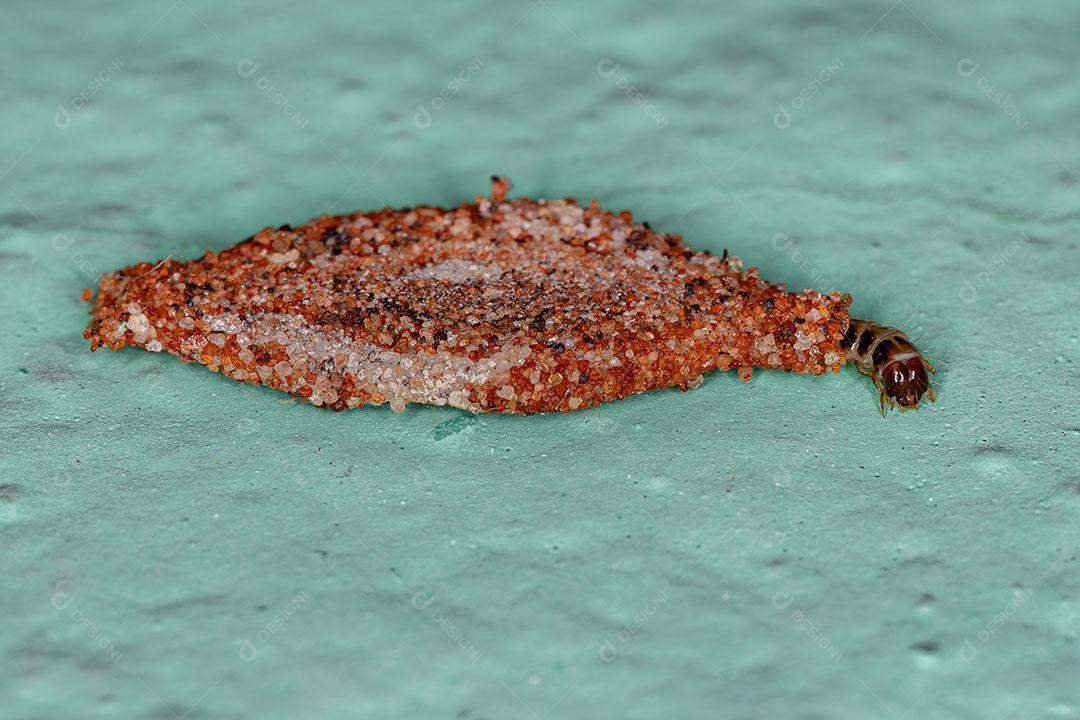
2;1;1079;718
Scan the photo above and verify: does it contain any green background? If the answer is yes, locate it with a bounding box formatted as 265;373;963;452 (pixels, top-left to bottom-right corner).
2;1;1078;718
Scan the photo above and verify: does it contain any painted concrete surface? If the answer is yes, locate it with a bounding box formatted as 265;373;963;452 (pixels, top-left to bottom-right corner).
2;1;1078;718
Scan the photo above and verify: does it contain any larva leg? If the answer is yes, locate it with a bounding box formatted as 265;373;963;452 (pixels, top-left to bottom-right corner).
871;377;888;417
922;358;937;403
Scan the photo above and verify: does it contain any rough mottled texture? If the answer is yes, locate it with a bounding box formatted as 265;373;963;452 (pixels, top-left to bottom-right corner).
84;185;850;413
2;1;1079;719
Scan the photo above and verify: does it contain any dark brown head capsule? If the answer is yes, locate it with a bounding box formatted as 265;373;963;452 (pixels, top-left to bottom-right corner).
881;355;932;410
844;318;935;415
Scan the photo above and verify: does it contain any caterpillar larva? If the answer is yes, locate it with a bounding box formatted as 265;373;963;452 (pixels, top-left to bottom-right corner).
843;319;936;415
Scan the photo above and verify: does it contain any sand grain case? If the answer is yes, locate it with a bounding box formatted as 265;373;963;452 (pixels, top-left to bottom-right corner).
85;180;850;413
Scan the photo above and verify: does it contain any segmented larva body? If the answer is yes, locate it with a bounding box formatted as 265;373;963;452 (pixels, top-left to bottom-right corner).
843;319;935;414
